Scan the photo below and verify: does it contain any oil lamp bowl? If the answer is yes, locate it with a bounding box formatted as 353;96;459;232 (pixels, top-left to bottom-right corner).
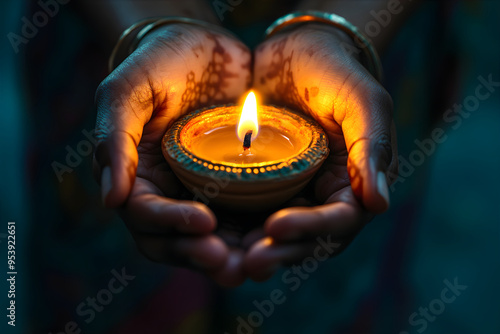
162;104;329;212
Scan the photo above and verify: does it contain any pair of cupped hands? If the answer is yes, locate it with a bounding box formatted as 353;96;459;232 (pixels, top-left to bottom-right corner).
93;21;398;287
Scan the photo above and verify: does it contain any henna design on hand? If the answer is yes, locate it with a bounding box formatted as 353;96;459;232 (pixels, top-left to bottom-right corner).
180;33;238;113
264;37;312;116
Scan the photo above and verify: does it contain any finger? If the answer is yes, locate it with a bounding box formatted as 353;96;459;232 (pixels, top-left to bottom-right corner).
319;55;397;213
94;26;252;208
344;97;397;214
133;233;228;270
254;28;397;213
93;62;155;208
208;248;246;287
244;237;327;282
121;177;216;234
244;235;356;283
241;227;266;250
265;188;371;242
215;229;242;248
316;69;396;214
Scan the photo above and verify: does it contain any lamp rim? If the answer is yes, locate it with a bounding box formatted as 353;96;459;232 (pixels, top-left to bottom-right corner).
162;104;329;181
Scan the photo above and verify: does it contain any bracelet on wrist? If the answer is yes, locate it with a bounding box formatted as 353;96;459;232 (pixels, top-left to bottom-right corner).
265;11;383;81
108;17;227;73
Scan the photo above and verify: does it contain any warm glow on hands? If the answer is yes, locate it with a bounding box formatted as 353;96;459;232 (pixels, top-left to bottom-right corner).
237;91;259;141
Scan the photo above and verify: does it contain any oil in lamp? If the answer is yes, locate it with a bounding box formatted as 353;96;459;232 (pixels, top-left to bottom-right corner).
162;91;329;212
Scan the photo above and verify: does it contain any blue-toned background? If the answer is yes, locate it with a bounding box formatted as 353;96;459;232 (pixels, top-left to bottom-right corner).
1;1;499;333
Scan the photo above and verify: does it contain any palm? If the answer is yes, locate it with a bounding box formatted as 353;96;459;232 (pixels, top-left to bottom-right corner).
253;26;365;206
95;24;252;284
131;28;252;203
238;25;396;280
96;23;395;285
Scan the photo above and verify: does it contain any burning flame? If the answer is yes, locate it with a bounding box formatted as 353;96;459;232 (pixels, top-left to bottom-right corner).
237;91;259;141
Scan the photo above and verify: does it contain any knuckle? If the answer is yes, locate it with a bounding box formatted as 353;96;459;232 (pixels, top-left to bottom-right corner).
374;133;394;168
95;78;111;103
371;84;394;114
377;133;392;152
378;132;393;154
95;76;122;105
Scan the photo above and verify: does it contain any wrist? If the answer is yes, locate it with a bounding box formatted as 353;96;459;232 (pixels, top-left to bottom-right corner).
282;22;363;63
264;11;382;81
109;17;232;73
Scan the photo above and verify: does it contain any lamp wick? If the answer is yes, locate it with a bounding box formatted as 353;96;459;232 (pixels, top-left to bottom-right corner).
243;130;253;150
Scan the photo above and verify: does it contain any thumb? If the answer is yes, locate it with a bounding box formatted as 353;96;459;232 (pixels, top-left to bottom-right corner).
342;80;397;213
252;25;397;213
93;68;153;208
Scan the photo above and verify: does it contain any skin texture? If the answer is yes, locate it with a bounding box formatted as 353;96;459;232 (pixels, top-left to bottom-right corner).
94;23;252;286
94;22;398;286
245;23;398;281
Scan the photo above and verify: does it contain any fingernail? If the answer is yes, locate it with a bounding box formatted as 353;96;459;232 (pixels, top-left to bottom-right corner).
377;171;390;207
101;166;112;206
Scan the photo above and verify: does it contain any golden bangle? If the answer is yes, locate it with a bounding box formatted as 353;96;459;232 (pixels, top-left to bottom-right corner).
108;17;229;73
265;11;383;81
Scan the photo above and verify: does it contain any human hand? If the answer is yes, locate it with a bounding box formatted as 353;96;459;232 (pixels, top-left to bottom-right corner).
244;23;398;281
93;23;251;286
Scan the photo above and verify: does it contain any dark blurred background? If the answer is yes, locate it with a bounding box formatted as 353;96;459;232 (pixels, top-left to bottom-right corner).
1;1;499;333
